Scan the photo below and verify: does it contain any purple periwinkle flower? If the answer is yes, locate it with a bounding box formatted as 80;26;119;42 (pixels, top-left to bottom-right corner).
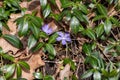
42;24;53;35
56;32;71;45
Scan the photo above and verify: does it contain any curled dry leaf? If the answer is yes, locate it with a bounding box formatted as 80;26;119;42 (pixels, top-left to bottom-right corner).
22;51;45;80
59;64;71;80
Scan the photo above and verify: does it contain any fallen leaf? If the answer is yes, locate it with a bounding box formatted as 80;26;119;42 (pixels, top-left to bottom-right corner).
21;51;45;80
59;64;71;80
0;38;19;53
48;21;58;32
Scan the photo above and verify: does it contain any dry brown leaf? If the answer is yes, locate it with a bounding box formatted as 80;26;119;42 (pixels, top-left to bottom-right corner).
48;21;58;32
22;51;45;80
56;0;62;11
59;64;71;80
20;1;28;8
0;38;19;53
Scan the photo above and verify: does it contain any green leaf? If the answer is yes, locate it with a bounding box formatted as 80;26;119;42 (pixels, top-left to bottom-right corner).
110;17;120;26
16;64;22;78
33;72;43;79
49;0;56;5
43;4;51;18
103;44;115;53
18;61;30;70
109;69;118;77
82;43;92;55
72;75;78;80
63;58;76;70
45;44;56;59
39;31;48;38
0;21;2;31
2;53;15;62
81;69;93;79
93;71;101;80
93;15;106;21
18;20;29;37
73;9;89;23
70;16;80;34
82;29;96;40
28;35;37;50
4;64;16;79
40;0;47;9
44;75;55;80
96;4;107;16
48;33;58;44
104;19;112;35
60;0;73;8
31;42;44;52
30;23;40;39
29;16;43;27
3;34;23;49
95;24;104;38
86;55;99;68
79;4;88;14
2;22;10;31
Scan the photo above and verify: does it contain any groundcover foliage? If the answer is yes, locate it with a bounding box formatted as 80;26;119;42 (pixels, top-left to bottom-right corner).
0;0;120;80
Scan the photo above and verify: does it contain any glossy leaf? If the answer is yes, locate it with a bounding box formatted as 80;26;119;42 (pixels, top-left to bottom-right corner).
43;4;51;18
28;35;37;50
85;55;99;67
30;23;40;39
29;16;43;27
81;69;93;79
70;16;80;34
45;44;56;59
96;4;107;16
4;64;16;79
2;53;15;62
60;0;73;8
39;31;48;38
73;9;89;23
82;43;92;55
40;0;47;9
3;34;23;49
31;42;44;52
16;64;22;78
18;20;29;37
82;29;96;40
0;21;2;31
93;71;101;80
18;61;30;70
79;4;88;14
33;72;43;79
104;19;112;35
48;33;58;44
93;15;106;21
2;22;10;31
95;24;104;38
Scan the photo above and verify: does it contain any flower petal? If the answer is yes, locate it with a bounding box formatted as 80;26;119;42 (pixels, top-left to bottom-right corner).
47;28;53;35
66;37;71;42
42;24;49;32
56;37;62;41
57;32;64;37
65;32;70;38
62;40;67;45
